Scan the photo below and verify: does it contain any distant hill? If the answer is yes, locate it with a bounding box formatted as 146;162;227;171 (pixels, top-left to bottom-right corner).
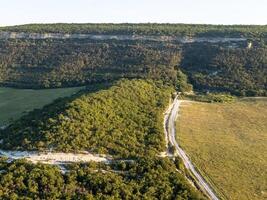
0;23;266;95
1;23;267;37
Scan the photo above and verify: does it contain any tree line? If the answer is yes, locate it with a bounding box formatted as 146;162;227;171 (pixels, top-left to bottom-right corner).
1;23;267;38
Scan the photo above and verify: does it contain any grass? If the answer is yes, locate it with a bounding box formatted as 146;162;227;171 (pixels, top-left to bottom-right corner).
176;98;267;200
0;87;83;126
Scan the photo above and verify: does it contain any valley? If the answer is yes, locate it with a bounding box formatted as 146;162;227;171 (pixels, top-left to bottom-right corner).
0;23;266;199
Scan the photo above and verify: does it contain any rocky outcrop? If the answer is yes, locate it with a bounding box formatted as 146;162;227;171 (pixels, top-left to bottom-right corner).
0;31;247;43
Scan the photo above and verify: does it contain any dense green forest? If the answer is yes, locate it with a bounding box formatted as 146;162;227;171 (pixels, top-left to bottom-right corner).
0;157;203;200
0;79;174;158
0;39;180;88
0;37;266;95
0;23;266;95
0;79;206;199
1;23;267;37
181;43;267;96
0;79;205;199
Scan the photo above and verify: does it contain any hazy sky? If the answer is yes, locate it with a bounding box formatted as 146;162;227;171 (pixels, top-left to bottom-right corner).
1;0;266;26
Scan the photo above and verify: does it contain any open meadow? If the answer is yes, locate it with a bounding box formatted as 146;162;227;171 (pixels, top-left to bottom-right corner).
176;98;267;200
0;87;83;126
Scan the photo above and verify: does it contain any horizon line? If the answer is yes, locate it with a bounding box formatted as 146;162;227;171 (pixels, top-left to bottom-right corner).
1;22;267;28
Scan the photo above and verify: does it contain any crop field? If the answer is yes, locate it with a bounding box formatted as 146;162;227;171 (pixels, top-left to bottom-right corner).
0;87;83;126
176;98;267;200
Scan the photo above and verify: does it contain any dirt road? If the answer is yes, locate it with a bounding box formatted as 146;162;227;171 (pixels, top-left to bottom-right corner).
165;96;219;200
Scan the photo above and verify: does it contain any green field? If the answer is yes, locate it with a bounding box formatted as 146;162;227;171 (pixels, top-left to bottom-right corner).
0;87;83;126
176;99;267;200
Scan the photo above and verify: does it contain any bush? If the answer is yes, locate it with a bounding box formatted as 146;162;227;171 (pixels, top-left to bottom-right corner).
186;93;236;103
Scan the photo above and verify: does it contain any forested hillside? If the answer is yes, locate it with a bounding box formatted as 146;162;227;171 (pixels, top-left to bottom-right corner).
0;23;266;95
0;79;173;158
181;43;267;95
0;39;180;88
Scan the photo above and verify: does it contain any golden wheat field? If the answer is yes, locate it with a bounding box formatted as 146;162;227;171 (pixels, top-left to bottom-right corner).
176;98;267;200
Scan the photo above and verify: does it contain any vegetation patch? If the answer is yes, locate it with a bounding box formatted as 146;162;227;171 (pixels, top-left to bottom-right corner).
184;93;236;103
0;39;180;88
0;79;173;158
0;157;203;200
176;99;267;200
181;44;267;96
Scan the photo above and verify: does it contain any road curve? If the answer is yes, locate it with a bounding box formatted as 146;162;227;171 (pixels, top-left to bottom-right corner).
166;96;219;200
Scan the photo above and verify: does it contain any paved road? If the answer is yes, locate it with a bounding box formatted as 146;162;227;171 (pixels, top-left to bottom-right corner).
166;96;219;200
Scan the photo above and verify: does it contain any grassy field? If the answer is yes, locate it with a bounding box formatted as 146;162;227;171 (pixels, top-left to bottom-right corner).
0;87;83;126
176;98;267;200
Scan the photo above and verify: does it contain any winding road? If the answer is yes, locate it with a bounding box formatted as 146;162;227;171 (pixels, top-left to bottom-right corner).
165;96;219;200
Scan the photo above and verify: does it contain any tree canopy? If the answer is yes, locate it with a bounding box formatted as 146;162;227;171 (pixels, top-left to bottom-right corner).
0;79;174;158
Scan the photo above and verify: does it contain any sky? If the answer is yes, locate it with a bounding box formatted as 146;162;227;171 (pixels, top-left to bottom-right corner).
0;0;266;26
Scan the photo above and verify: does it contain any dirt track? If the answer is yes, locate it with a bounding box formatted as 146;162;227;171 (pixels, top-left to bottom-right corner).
165;97;219;200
